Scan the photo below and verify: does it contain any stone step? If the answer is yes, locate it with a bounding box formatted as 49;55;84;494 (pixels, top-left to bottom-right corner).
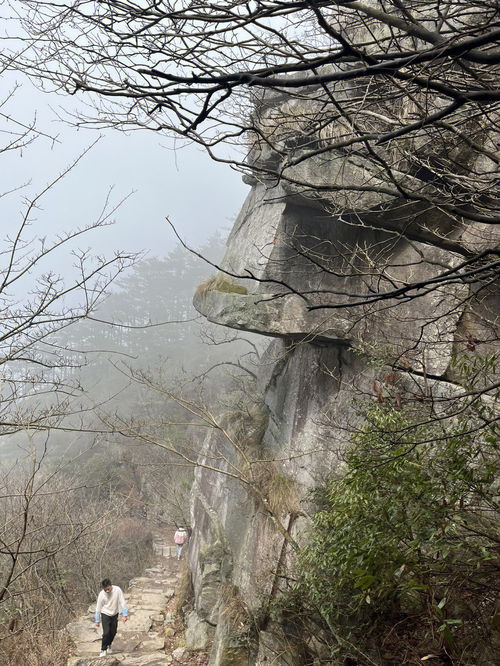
67;620;101;644
119;654;171;665
120;610;159;633
68;655;169;666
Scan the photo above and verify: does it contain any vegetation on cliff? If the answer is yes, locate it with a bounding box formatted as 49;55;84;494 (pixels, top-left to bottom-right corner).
275;356;499;665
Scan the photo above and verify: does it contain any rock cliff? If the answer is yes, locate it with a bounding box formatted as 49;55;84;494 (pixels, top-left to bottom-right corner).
188;67;499;666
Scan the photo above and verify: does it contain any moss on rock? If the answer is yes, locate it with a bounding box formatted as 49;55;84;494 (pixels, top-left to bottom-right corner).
196;274;248;297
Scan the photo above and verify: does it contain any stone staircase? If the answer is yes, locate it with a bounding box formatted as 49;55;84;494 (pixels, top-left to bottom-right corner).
66;535;187;666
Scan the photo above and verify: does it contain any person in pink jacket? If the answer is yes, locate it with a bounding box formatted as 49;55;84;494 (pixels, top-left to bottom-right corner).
94;578;128;657
174;527;188;560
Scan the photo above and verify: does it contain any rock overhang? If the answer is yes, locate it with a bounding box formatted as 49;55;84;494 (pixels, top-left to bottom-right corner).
193;289;354;346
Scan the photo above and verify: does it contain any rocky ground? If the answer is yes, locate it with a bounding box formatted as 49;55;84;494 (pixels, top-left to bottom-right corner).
66;535;208;666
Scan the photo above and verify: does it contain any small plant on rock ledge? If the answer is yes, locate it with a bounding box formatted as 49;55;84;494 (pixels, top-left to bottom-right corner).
196;274;248;297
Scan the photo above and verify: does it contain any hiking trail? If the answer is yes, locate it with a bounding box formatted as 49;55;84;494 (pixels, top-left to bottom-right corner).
66;533;193;666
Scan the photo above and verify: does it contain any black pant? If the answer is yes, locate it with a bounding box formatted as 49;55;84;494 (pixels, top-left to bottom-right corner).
101;613;118;651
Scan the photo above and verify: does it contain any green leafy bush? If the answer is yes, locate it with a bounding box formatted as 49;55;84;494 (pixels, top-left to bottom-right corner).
295;390;498;663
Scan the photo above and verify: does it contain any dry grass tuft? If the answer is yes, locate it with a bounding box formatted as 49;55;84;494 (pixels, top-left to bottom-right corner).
220;584;249;628
220;401;269;451
253;464;302;516
175;559;194;617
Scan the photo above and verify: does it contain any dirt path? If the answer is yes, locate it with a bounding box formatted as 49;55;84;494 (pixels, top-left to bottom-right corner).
66;534;191;666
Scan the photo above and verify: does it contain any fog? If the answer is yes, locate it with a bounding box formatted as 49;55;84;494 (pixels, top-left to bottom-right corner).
3;76;248;262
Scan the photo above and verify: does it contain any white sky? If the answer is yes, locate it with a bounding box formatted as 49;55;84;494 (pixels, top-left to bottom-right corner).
3;76;248;264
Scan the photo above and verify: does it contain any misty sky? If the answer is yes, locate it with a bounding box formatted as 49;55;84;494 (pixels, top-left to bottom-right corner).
3;75;249;265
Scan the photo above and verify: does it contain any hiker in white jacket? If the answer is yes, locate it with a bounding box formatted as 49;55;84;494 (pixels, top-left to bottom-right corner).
94;578;128;657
